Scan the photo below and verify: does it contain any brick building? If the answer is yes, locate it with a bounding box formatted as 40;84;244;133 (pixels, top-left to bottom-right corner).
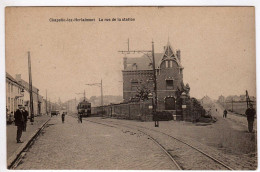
122;41;190;114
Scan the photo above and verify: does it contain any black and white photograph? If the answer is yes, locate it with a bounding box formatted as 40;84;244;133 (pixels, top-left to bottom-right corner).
3;6;257;170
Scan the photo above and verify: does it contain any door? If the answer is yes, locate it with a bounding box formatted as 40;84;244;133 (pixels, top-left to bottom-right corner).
165;97;175;110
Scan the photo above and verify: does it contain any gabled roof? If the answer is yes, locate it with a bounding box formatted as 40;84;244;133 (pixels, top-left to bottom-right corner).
6;72;23;87
124;53;163;71
163;41;175;58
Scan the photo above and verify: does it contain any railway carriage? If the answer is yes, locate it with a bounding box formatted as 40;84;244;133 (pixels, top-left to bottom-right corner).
77;100;91;117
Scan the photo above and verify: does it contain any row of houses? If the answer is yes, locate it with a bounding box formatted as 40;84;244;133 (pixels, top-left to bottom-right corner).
218;95;256;103
6;72;57;117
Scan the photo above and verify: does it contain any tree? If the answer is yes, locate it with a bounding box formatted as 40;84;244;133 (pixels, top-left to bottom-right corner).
135;83;150;101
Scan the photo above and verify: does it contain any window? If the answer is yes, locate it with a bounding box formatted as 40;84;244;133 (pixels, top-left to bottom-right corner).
8;97;10;110
165;61;169;68
166;80;174;90
11;84;13;92
169;61;173;68
131;81;139;91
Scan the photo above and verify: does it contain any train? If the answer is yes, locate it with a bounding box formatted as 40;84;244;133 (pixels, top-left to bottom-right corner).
77;99;91;117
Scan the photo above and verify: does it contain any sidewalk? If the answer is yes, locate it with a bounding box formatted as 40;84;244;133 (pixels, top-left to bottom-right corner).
6;115;50;166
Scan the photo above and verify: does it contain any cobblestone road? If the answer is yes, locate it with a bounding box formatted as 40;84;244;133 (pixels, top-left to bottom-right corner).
17;115;178;170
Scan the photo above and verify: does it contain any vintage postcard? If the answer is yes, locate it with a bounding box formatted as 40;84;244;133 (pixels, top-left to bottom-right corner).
5;7;256;170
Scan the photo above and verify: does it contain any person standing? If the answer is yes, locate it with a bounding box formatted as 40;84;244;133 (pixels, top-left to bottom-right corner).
223;109;227;118
62;112;65;123
245;104;256;133
22;106;29;131
79;113;83;123
14;104;24;143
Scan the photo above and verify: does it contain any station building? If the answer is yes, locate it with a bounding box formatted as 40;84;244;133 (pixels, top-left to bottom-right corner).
122;41;190;113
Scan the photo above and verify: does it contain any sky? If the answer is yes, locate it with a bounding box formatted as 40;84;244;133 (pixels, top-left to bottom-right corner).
5;7;256;102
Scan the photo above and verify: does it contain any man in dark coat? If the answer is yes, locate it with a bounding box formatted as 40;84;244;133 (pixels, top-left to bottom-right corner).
62;112;65;123
245;104;256;133
14;105;24;143
22;106;29;131
79;113;83;123
223;109;227;118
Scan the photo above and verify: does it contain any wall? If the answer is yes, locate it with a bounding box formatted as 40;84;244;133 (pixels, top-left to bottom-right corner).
92;101;153;121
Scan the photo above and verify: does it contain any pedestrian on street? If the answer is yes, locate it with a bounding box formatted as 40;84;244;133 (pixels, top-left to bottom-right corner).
245;104;256;133
62;112;65;123
14;104;25;143
79;113;83;123
223;109;227;118
22;106;29;132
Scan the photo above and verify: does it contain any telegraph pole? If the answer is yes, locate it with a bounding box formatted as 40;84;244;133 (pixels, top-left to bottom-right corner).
84;90;86;101
49;98;51;112
76;90;86;102
152;40;159;127
232;98;233;112
101;79;103;107
46;90;48;115
86;81;104;107
28;51;34;123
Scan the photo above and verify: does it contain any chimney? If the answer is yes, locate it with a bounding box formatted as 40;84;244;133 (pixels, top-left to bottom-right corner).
15;74;22;82
176;50;181;62
123;57;127;70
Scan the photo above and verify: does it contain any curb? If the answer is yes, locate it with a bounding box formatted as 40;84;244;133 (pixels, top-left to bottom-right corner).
7;117;51;169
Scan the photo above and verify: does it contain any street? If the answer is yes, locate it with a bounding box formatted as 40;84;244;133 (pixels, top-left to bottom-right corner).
16;115;177;170
13;109;257;170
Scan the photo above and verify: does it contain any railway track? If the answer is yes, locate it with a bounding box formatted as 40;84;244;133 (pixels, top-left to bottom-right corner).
86;118;234;170
85;119;183;170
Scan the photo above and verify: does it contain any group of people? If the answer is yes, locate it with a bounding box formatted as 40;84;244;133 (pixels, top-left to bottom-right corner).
222;104;256;133
14;104;29;143
60;112;83;124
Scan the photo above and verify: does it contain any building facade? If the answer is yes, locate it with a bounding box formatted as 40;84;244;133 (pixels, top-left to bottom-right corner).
6;72;25;117
122;41;190;113
6;72;49;120
15;74;42;115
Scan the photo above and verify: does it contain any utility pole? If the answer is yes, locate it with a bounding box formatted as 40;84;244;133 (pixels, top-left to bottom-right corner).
46;90;48;115
76;90;86;102
75;97;77;113
86;80;103;107
101;79;103;107
232;98;233;112
49;98;51;112
28;51;34;123
84;90;86;101
118;39;159;127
